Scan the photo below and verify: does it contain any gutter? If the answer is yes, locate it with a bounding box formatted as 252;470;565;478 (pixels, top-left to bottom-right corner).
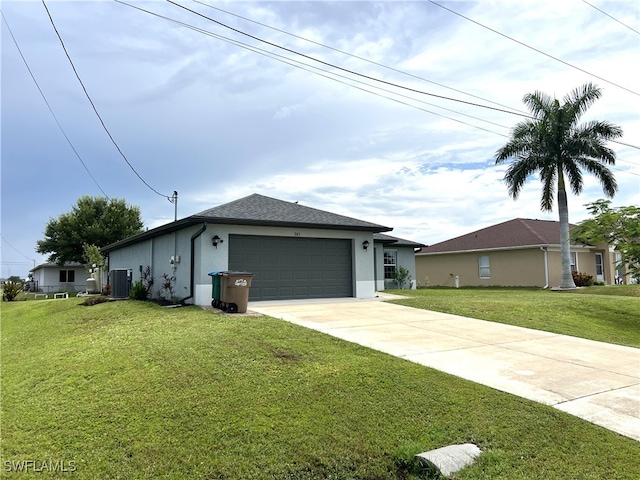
179;222;207;305
540;246;549;289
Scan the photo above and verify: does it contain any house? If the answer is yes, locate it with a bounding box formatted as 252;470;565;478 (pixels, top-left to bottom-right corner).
102;194;423;304
28;262;89;293
415;218;621;288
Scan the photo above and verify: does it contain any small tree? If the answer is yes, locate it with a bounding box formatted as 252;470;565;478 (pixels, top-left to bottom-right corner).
571;200;640;281
391;266;412;289
37;196;144;264
160;273;176;302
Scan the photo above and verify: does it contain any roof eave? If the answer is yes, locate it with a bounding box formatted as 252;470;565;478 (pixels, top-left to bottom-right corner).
417;243;597;255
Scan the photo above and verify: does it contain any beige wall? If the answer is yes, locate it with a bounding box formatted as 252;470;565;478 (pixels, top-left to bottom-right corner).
416;246;614;287
416;248;547;287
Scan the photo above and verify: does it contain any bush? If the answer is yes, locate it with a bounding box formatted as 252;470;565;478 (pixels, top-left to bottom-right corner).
391;266;412;289
2;282;23;302
129;280;149;300
572;271;595;287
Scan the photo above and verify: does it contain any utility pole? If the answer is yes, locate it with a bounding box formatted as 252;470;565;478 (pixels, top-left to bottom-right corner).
169;191;178;221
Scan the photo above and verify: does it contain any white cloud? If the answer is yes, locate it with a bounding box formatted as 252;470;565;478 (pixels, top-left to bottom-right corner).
2;0;638;275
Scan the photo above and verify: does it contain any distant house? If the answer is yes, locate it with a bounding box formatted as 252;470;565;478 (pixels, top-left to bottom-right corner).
102;194;423;304
29;262;88;293
415;218;622;288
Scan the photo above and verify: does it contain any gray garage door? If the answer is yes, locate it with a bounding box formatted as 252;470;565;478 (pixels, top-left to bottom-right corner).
228;235;353;301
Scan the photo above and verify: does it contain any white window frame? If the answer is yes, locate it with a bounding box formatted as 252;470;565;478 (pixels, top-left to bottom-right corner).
570;252;577;272
478;255;490;279
383;250;397;280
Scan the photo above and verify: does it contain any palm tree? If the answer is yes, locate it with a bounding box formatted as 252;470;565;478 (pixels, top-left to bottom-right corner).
495;83;622;289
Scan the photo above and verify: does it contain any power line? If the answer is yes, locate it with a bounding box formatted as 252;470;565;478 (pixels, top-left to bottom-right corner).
192;0;530;117
2;11;110;200
581;0;640;35
116;1;511;136
121;1;640;161
425;0;640;98
0;235;37;265
165;0;531;119
41;0;174;201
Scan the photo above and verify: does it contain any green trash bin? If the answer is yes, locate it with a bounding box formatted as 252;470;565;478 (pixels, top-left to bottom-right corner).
219;271;254;314
208;271;225;308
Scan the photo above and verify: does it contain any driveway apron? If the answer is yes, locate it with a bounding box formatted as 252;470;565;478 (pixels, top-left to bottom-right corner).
249;296;640;442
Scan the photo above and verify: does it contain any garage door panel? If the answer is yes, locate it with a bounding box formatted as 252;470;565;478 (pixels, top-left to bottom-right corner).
228;235;353;301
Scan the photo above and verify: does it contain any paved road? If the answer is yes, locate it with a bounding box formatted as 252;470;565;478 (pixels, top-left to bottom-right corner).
249;295;640;442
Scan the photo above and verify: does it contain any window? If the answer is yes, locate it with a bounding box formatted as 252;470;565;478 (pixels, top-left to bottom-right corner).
384;251;397;279
570;252;577;272
59;270;75;283
478;255;490;278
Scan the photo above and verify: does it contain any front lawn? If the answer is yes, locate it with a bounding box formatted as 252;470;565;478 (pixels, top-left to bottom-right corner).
1;299;638;479
388;286;640;348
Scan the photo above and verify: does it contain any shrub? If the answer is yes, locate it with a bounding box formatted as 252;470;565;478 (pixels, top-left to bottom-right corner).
160;273;176;302
2;281;23;302
391;266;412;289
129;281;149;300
141;266;154;295
572;271;595;287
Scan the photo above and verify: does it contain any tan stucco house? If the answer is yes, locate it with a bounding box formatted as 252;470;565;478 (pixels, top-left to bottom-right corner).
416;218;624;288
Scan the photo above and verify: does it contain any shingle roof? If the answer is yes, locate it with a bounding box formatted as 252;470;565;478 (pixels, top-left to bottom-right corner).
373;232;425;248
31;261;86;272
192;194;391;231
417;218;575;254
104;194;391;252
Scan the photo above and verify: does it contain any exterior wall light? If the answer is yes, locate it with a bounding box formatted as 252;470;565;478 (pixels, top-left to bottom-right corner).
362;240;370;251
212;235;223;248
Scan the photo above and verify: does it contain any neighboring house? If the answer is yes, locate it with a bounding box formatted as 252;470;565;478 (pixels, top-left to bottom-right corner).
29;262;89;293
415;218;622;288
102;194;423;304
373;233;425;290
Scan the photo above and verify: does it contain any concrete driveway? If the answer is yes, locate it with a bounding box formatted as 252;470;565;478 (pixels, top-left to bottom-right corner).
248;295;640;442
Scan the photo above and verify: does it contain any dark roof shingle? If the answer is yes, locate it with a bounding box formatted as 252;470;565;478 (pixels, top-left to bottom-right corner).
417;218;573;254
373;232;425;248
193;194;391;231
104;194;391;252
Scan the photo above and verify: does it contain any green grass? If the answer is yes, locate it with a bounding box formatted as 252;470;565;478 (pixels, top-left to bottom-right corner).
2;299;639;479
388;286;640;348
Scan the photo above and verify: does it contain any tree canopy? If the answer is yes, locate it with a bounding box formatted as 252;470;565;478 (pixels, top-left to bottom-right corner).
36;196;144;265
495;82;623;289
572;200;640;281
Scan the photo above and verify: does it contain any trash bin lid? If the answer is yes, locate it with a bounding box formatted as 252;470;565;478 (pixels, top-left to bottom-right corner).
208;270;227;276
221;271;254;276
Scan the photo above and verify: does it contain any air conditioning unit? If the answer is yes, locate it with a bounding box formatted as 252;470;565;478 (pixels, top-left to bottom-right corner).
110;269;132;298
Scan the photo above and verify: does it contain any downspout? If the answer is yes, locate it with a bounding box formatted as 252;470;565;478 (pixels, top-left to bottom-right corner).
179;222;207;305
540;246;549;289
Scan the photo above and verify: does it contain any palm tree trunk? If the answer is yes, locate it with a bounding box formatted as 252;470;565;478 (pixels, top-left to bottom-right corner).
557;173;577;289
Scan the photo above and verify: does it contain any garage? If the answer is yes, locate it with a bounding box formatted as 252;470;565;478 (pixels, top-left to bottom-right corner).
228;234;353;301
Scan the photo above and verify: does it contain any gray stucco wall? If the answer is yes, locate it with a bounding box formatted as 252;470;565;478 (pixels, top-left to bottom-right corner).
107;223;378;305
382;246;418;290
107;225;202;301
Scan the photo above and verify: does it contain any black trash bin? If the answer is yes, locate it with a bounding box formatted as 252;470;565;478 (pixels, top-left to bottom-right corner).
208;271;226;309
219;271;254;313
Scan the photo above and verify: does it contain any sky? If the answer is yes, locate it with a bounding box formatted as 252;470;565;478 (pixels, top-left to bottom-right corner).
1;0;639;279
